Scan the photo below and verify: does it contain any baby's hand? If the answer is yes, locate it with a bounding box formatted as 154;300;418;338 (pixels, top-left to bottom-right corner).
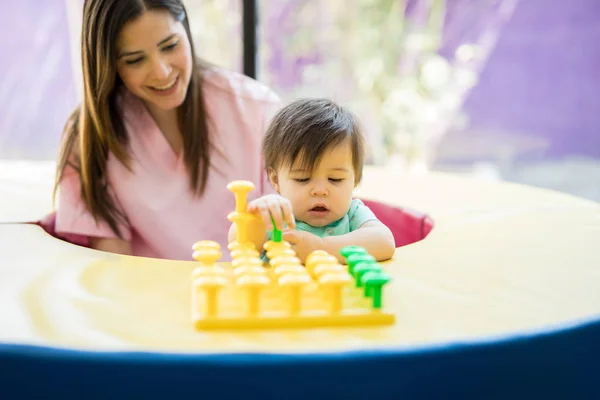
247;194;296;231
282;230;324;263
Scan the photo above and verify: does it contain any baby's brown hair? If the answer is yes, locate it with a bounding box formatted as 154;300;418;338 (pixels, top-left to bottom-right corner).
263;98;365;184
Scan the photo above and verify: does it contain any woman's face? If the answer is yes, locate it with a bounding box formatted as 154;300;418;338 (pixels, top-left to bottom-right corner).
116;9;193;113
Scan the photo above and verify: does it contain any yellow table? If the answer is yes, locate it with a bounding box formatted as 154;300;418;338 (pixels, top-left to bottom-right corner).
1;165;599;354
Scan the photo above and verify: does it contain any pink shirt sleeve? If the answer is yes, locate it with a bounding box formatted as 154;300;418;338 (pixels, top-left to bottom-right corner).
55;161;132;241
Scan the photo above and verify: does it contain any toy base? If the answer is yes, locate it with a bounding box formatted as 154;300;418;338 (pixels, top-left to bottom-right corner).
193;309;395;330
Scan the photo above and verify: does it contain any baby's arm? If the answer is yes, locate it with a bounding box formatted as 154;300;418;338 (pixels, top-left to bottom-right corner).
322;220;395;263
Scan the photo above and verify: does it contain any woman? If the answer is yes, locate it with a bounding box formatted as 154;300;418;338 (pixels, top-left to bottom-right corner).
50;0;279;260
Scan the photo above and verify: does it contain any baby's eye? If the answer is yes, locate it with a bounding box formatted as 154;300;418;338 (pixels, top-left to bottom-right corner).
294;178;310;183
329;178;344;183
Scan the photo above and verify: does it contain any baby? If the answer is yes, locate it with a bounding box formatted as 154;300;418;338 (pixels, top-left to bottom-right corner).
228;98;395;263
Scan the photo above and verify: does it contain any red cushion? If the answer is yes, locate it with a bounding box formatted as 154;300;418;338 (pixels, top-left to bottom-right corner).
359;198;434;247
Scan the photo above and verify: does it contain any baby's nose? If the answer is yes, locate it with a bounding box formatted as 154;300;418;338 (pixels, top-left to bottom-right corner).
310;185;328;196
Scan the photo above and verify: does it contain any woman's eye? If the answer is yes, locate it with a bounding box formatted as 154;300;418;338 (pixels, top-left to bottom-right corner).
162;42;178;52
125;57;144;65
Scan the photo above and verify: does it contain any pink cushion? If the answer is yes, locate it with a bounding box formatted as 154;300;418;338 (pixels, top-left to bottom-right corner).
359;199;434;247
36;200;433;250
36;212;90;248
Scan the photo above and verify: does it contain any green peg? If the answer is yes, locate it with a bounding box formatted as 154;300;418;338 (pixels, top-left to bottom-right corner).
340;246;367;260
346;253;376;275
270;215;282;243
353;262;381;288
361;271;391;309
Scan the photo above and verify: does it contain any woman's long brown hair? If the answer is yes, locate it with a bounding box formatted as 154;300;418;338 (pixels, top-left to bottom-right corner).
54;0;211;238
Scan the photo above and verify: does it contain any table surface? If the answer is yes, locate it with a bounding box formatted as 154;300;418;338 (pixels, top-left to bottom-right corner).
1;163;599;354
0;160;55;224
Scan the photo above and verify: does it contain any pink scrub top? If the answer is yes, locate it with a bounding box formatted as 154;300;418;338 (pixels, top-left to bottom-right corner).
55;68;279;261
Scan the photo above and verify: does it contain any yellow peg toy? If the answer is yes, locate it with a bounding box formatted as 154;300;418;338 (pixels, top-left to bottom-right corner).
191;247;227;279
194;275;228;318
273;264;307;278
269;256;302;269
230;247;260;260
192;247;222;266
234;265;267;278
191;179;396;331
227;211;257;248
264;240;291;253
236;274;270;316
305;253;338;276
192;240;221;253
318;272;352;314
279;274;311;316
306;250;330;266
313;263;347;280
266;247;296;262
192;265;228;280
228;241;257;255
232;257;264;269
227;180;255;212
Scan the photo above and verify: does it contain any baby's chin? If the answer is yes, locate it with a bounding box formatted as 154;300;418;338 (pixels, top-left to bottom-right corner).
304;220;331;228
298;213;341;228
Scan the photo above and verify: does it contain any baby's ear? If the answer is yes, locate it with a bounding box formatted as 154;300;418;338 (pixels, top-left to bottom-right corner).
267;167;280;192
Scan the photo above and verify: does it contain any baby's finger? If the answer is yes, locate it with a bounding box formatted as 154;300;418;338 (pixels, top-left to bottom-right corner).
253;202;274;230
280;200;296;229
246;199;261;212
282;230;299;244
266;197;285;230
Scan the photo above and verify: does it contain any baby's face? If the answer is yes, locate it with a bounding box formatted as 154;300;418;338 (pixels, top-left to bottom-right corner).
271;140;356;227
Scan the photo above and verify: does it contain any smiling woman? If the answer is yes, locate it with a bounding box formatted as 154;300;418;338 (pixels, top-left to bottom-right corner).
116;10;192;122
51;0;281;261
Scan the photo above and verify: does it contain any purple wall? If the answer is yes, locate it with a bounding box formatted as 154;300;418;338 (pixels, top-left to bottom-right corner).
0;1;77;159
1;0;598;161
462;0;600;159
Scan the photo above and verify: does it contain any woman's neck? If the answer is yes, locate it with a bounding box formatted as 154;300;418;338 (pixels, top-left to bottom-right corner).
146;103;183;155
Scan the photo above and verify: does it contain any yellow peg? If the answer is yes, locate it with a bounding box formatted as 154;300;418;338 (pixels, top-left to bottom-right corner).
233;265;267;278
269;256;302;269
192;265;228;280
227;180;255;213
306;250;330;266
266;247;296;262
228;241;256;253
273;264;307;278
194;275;228;318
232;257;264;269
318;272;351;314
192;247;222;266
279;274;311;315
305;253;337;276
263;240;291;253
313;263;347;280
227;211;258;246
192;240;221;252
236;275;270;316
230;247;260;260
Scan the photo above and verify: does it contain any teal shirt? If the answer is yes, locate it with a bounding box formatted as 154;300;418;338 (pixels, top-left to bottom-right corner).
267;198;378;240
261;199;377;262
